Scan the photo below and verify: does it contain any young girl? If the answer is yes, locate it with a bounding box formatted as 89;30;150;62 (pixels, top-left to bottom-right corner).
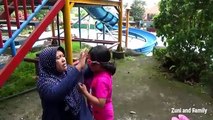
79;45;116;120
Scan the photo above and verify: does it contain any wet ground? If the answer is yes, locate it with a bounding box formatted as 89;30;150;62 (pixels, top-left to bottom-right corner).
0;56;213;120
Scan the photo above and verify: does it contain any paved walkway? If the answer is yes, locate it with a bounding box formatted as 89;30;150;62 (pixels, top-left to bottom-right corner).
0;56;213;120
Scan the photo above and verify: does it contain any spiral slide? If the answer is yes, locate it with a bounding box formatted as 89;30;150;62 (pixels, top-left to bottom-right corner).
84;6;157;54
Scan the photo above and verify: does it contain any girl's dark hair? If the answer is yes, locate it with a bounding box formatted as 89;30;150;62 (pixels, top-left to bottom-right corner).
89;45;116;75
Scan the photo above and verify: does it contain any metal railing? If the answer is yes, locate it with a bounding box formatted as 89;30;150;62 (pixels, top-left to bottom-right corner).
0;0;43;55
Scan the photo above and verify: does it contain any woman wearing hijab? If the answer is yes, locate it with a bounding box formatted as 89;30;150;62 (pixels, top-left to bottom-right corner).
37;46;93;120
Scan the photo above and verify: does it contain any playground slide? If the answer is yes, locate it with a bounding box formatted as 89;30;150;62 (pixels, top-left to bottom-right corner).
84;6;157;54
84;6;118;28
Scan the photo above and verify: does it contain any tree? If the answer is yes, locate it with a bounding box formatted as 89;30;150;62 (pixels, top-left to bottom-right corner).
123;3;128;9
130;0;145;21
71;8;87;17
0;5;3;11
154;0;213;83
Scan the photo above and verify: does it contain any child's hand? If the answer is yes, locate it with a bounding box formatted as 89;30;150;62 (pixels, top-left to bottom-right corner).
78;82;88;94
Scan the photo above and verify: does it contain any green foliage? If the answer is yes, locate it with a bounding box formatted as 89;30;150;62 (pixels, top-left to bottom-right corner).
0;5;3;11
130;0;145;21
80;9;87;17
35;10;49;20
72;24;95;29
72;8;87;17
123;3;128;9
153;48;167;61
154;0;213;83
129;16;134;21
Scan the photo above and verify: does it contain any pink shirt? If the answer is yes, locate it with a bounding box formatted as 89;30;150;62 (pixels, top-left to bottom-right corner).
90;71;114;120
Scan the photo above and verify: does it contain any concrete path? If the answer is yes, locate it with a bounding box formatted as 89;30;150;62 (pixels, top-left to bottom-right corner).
0;56;212;120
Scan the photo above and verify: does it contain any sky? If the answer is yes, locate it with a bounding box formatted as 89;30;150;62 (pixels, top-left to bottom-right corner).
123;0;160;7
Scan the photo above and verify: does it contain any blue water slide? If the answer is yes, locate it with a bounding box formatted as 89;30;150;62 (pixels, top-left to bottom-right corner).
84;6;157;54
112;25;157;54
84;6;118;27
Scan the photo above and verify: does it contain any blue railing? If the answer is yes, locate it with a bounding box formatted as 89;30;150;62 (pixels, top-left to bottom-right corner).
0;0;48;56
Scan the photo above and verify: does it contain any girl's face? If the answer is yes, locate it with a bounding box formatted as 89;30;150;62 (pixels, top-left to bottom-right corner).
56;50;67;72
87;55;101;73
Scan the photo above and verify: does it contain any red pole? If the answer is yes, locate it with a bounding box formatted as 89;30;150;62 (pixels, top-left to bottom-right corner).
22;0;27;20
13;0;20;28
38;0;41;4
3;0;12;37
0;30;3;48
31;0;35;12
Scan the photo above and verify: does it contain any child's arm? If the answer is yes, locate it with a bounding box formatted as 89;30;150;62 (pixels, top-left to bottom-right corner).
78;83;106;108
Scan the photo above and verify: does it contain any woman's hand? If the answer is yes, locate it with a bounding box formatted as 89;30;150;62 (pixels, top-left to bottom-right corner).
79;50;88;68
75;50;87;71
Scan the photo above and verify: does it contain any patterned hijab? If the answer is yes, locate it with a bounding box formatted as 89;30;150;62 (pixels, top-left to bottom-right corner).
37;46;82;116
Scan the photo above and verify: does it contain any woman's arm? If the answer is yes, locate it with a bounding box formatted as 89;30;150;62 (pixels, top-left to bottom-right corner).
38;67;81;101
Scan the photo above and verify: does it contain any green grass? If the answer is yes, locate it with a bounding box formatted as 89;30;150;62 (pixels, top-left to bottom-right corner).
60;42;82;52
0;52;37;99
0;42;82;99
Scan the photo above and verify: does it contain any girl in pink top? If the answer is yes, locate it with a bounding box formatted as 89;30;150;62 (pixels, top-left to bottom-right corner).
79;45;116;120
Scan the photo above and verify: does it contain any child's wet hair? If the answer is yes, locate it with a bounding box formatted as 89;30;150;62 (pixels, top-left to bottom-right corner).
89;45;116;75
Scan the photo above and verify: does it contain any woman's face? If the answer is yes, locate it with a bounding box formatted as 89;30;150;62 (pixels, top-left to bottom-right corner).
56;50;67;72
